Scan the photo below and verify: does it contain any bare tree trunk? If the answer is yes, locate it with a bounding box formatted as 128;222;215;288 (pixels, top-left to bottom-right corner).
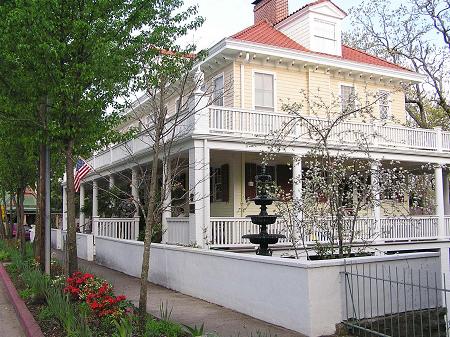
16;187;25;257
138;152;160;331
9;191;14;238
35;144;46;271
2;191;9;238
65;139;78;274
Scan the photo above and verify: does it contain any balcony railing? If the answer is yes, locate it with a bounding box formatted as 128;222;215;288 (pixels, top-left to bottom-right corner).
209;106;450;152
87;106;450;171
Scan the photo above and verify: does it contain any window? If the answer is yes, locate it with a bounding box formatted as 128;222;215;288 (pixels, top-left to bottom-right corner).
213;75;224;106
341;85;355;113
210;164;229;202
314;19;336;41
254;72;274;111
378;90;390;120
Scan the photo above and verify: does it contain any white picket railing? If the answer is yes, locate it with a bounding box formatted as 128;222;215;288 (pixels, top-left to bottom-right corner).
209;216;443;247
93;217;140;241
167;217;190;245
445;216;450;236
208;106;450;152
379;216;438;240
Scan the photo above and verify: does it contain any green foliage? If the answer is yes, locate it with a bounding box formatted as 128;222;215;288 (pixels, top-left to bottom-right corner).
0;249;10;261
182;323;205;337
37;306;55;322
112;317;134;337
146;317;183;337
19;288;33;300
159;300;173;321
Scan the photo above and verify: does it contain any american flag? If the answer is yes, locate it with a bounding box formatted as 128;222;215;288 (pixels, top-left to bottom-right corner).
74;159;92;192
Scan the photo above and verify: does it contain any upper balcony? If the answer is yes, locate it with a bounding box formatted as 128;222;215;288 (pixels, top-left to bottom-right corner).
87;106;450;172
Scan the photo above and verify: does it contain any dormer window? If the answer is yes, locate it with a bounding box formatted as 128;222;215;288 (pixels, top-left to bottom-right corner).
314;19;336;55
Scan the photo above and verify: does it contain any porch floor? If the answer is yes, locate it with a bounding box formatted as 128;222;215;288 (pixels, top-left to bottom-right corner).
53;250;305;337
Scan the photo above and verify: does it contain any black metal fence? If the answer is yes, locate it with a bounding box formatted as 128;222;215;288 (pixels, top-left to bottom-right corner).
343;261;449;337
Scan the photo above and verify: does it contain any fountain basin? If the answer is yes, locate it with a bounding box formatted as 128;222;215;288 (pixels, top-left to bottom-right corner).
247;215;278;226
242;233;285;245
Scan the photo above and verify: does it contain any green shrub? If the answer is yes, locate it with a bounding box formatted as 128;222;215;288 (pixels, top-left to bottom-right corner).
146;317;183;337
0;250;11;261
19;288;33;300
22;267;50;302
37;306;55;322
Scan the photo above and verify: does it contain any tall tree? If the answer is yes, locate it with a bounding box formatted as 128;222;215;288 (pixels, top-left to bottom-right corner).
343;0;450;129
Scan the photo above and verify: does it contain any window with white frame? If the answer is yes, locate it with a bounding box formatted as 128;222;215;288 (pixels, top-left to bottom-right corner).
378;90;390;120
213;75;224;106
254;72;274;111
314;19;336;54
341;85;355;113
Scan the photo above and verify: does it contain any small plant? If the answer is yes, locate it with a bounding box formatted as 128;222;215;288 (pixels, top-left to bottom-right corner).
37;306;55;322
0;250;11;261
19;288;33;300
183;323;205;337
159;300;173;321
146;317;183;337
21;267;50;303
112;317;134;337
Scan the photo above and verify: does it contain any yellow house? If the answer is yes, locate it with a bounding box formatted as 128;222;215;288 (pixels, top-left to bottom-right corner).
71;0;450;250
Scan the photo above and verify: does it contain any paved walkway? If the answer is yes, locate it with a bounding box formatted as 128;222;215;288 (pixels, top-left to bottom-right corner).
0;276;25;337
60;253;305;337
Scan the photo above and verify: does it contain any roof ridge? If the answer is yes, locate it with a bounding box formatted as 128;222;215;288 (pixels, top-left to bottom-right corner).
342;44;410;72
274;0;347;26
231;19;272;39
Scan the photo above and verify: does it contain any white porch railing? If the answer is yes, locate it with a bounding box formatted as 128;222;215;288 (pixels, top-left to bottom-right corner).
208;216;442;247
380;216;438;240
93;217;140;241
209;106;450;152
167;217;190;245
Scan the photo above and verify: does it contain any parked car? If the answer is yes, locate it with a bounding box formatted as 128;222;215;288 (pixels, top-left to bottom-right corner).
12;223;31;241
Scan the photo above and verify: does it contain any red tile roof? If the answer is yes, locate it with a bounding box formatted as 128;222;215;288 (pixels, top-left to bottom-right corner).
232;19;308;52
230;20;410;72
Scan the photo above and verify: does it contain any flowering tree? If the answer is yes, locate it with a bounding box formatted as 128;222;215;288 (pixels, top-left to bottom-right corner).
263;90;433;259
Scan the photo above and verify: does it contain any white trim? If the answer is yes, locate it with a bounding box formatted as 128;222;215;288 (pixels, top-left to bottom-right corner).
251;69;277;111
224;39;425;83
240;63;245;108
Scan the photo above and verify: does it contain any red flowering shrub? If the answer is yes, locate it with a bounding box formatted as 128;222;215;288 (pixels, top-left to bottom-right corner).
63;272;130;319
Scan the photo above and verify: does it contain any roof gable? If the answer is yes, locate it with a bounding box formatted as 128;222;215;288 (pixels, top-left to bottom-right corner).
230;20;409;72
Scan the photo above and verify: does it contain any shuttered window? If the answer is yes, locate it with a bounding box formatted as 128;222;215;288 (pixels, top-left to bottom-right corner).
210;164;229;202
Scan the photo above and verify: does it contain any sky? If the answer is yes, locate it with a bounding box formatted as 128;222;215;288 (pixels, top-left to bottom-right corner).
183;0;392;51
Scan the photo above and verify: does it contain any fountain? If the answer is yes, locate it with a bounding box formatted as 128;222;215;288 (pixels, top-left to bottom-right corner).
242;166;285;256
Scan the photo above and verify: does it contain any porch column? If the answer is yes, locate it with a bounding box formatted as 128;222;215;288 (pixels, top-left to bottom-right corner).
162;160;171;243
109;174;115;211
444;172;450;215
292;155;303;240
371;161;382;239
79;184;85;232
131;167;139;240
62;185;67;230
131;167;139;217
92;180;98;236
188;140;210;247
435;165;446;237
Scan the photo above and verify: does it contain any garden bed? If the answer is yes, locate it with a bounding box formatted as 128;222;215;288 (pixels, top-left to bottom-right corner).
0;239;212;337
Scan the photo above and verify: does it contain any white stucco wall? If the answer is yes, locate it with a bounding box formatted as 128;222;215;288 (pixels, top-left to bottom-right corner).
57;230;93;261
93;237;440;336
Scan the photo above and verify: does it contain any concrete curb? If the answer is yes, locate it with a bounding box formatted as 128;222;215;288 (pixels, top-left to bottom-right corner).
0;263;45;337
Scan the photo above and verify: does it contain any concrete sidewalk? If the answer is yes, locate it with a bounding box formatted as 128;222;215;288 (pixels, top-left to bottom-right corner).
62;253;305;337
0;276;25;337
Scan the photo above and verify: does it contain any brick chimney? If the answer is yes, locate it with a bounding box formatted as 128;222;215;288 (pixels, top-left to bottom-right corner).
253;0;289;25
